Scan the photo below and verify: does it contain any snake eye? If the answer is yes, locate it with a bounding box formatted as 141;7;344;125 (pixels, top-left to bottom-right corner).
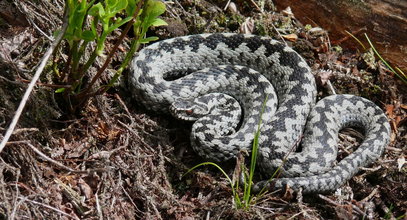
185;109;193;115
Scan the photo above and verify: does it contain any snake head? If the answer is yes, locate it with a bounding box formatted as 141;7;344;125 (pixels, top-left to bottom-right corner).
169;98;210;121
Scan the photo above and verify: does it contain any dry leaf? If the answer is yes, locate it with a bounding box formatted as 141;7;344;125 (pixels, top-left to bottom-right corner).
78;178;93;199
385;104;395;118
335;204;353;220
282;33;298;42
316;70;333;86
240;17;254;34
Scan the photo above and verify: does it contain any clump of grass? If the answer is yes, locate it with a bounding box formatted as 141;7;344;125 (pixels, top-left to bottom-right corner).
183;96;275;210
383;204;405;220
53;0;167;112
345;30;407;85
364;34;407;84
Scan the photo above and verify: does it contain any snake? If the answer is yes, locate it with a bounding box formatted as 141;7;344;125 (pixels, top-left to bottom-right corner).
129;33;391;193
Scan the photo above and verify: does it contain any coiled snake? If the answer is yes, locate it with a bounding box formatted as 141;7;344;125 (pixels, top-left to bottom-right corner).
129;33;391;193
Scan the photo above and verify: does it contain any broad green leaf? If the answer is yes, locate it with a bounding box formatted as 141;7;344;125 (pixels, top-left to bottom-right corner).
55;88;66;93
70;6;85;32
82;30;96;41
107;16;133;33
89;2;105;17
71;0;94;31
106;0;118;9
78;0;88;13
126;0;138;16
150;18;167;27
138;36;159;44
115;0;128;12
141;0;166;31
144;0;166;19
107;0;128;14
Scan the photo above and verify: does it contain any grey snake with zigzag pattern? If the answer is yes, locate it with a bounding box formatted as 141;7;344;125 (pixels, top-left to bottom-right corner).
129;33;391;193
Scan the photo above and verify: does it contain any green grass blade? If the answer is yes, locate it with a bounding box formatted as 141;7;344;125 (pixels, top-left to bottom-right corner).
345;30;366;50
183;162;234;189
243;94;268;207
396;67;407;79
184;95;270;210
365;34;407;84
184;161;244;208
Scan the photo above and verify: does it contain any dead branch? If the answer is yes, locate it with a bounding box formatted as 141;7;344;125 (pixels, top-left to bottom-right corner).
0;7;68;153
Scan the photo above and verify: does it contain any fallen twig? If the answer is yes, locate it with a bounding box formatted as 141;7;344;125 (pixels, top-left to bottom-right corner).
0;7;69;153
319;194;366;217
7;141;109;174
20;197;80;220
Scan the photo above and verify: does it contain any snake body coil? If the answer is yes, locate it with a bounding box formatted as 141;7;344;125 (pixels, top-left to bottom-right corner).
129;33;391;193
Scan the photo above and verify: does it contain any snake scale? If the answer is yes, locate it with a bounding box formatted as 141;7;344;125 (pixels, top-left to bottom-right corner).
129;33;391;193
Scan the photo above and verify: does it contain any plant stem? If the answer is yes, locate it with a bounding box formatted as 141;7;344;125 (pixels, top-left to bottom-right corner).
76;0;145;101
71;40;81;77
96;33;142;95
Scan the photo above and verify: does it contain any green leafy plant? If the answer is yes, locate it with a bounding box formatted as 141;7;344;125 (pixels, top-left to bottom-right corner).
53;0;167;112
345;30;407;85
183;96;280;210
